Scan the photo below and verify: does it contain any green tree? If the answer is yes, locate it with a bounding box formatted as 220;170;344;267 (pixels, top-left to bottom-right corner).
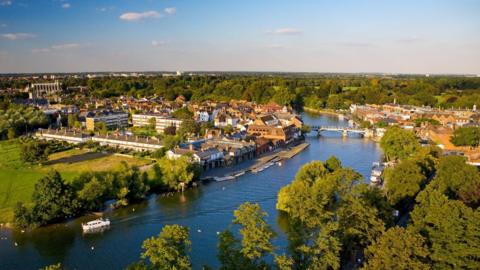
233;202;276;262
383;159;427;206
158;156;195;191
380;126;420;161
77;176;107;211
451;127;480;147
20;140;50;164
141;224;192;270
411;188;480;269
429;155;480;207
14;171;78;227
362;227;430;270
178;119;199;137
7;127;15;140
172;107;194;120
219;203;276;270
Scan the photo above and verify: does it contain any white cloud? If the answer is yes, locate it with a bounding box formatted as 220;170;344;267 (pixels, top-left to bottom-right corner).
0;0;12;6
164;7;176;15
2;33;36;40
62;3;70;9
32;43;85;53
151;40;166;47
265;28;303;35
119;11;162;22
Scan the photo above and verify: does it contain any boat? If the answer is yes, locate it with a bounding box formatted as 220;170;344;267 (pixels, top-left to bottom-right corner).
369;162;385;185
82;218;110;232
214;175;236;182
233;171;245;177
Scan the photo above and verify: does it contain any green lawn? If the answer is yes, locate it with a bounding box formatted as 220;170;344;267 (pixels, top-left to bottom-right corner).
0;141;152;224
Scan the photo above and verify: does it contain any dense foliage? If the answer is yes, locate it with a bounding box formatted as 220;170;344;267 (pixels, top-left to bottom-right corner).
14;157;200;228
0;104;50;139
451;127;480;147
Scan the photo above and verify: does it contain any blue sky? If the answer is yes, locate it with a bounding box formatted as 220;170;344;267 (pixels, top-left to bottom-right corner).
0;0;479;73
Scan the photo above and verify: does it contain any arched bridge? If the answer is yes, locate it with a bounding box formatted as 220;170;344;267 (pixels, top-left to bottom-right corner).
310;126;367;137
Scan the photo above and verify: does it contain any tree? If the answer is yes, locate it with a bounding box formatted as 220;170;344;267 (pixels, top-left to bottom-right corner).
7;127;15;140
411;188;480;269
219;203;276;270
94;121;108;135
178;119;199;137
14;171;78;227
383;159;427;206
141;225;192;270
362;227;430;270
218;231;252;270
158;156;195;191
380;126;420;161
233;202;276;262
20;140;50;164
77;176;107;211
172;107;194;120
429;155;480;207
164;125;177;136
301;221;341;270
162;135;182;150
451;127;480;147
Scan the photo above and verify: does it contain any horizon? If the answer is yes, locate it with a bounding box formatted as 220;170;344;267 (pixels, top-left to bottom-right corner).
1;0;479;74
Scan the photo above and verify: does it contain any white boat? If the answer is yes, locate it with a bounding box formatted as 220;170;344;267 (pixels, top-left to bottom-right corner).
82;218;110;232
214;175;236;182
233;171;245;177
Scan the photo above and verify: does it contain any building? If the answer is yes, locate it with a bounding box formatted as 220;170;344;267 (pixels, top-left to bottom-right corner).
35;128;90;144
92;134;163;151
132;113;183;133
27;81;63;100
247;124;298;144
86;112;129;131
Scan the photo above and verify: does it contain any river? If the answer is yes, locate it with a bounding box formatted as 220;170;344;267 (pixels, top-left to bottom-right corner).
0;112;382;270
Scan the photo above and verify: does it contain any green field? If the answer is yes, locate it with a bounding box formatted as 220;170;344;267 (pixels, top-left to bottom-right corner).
0;141;151;223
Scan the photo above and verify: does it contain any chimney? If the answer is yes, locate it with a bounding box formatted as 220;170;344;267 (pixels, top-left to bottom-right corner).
189;144;194;151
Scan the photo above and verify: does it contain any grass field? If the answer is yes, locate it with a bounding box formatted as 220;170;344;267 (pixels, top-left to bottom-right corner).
0;140;152;224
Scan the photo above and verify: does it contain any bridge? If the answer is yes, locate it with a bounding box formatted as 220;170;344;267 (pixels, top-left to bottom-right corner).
310;126;367;137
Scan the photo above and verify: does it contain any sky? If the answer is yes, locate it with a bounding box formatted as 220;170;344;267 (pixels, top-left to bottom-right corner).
0;0;479;74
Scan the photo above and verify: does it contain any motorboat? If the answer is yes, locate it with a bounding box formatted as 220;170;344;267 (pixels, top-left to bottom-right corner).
82;218;110;232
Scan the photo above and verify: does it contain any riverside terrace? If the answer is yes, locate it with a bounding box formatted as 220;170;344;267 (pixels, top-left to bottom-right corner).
35;128;163;151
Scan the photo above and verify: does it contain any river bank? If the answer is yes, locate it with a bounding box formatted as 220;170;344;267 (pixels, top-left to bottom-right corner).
303;106;347;117
0;112;382;270
201;142;310;181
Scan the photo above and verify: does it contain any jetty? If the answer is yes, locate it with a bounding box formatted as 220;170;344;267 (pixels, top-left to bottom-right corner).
202;142;310;182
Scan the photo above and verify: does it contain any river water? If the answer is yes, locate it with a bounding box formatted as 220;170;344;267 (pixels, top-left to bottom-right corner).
0;113;382;270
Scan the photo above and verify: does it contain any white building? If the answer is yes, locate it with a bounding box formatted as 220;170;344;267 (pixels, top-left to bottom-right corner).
132;114;183;133
27;81;63;99
86;112;129;131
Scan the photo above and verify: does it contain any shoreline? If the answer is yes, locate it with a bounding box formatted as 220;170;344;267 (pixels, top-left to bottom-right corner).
303;107;346;117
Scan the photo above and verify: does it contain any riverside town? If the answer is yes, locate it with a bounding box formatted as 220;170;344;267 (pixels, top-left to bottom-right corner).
1;1;480;270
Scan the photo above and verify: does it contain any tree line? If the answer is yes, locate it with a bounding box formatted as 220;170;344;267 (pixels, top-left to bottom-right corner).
14;156;201;229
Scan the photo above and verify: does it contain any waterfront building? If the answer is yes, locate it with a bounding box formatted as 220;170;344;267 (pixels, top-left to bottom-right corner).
85;112;129;131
